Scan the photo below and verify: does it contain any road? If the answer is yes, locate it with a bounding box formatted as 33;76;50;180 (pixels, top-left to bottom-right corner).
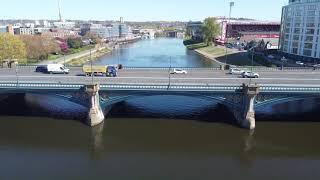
1;67;320;86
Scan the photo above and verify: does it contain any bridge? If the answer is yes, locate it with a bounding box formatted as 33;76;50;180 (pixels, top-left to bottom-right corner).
1;66;320;130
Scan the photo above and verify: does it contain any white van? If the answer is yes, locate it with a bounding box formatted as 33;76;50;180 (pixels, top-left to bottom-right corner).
46;64;70;74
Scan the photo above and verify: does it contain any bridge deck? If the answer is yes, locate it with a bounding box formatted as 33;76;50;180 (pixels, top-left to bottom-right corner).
1;67;320;92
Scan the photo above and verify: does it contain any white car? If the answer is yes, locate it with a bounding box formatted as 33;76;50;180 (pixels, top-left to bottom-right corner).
242;71;259;78
171;68;187;74
229;68;245;75
296;61;304;66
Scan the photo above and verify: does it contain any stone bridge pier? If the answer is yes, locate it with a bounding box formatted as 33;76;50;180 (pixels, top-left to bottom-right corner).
85;84;105;126
232;84;260;130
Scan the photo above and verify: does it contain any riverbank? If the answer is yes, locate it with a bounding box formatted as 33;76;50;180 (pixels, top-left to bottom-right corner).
187;43;258;66
66;47;111;66
37;44;112;65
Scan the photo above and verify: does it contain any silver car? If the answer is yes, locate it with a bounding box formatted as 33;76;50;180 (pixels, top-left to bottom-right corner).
229;68;245;75
242;71;259;78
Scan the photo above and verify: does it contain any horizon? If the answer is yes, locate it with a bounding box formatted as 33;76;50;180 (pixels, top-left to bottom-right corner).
0;17;278;23
0;0;286;22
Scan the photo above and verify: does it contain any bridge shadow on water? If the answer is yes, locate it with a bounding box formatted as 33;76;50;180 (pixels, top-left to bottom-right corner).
1;93;320;127
0;93;88;124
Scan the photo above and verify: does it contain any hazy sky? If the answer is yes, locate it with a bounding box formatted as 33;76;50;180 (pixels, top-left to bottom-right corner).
0;0;287;22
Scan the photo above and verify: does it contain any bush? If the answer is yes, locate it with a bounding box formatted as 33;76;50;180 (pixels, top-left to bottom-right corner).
67;37;83;49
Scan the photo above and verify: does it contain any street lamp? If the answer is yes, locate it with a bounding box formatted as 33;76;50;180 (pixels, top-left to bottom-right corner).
168;56;172;88
250;47;254;85
15;63;19;88
90;49;93;84
225;1;235;67
63;53;66;66
281;56;287;70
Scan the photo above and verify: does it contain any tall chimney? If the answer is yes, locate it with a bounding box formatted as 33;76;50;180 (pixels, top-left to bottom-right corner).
58;0;63;22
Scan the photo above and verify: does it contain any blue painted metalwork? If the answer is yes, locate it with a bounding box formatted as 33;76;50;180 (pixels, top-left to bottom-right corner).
0;82;320;109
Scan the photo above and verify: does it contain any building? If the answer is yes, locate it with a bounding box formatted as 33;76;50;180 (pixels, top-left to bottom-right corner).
80;23;132;39
53;21;76;29
13;27;35;35
216;17;280;47
41;29;78;39
186;21;203;41
280;0;320;61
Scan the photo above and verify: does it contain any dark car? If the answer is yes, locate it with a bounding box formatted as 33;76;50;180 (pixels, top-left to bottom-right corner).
35;65;48;73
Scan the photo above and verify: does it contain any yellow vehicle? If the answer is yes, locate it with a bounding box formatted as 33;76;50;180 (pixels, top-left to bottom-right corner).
82;65;118;77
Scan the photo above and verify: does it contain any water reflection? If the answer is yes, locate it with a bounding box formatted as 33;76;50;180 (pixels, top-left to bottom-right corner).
90;122;105;160
0;116;320;179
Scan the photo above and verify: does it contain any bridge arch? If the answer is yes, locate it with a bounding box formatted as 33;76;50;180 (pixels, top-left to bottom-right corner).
255;94;320;111
99;91;243;110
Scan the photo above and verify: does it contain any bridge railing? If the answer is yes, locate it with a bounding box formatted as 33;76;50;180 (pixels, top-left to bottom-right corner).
234;66;320;72
0;82;241;91
260;85;320;93
0;82;320;93
0;82;83;90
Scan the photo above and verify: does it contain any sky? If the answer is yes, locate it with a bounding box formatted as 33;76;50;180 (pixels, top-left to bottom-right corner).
0;0;287;22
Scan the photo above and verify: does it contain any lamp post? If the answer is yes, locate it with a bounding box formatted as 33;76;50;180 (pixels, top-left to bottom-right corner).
250;47;254;85
90;49;93;84
63;53;66;66
225;1;235;67
168;56;172;88
15;63;19;88
281;56;287;70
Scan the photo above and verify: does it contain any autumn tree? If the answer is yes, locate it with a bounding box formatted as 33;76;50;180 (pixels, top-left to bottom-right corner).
20;35;60;61
0;33;26;64
202;17;220;46
84;32;102;44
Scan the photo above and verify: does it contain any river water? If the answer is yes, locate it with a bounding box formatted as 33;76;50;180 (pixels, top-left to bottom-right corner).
1;38;320;179
95;38;217;67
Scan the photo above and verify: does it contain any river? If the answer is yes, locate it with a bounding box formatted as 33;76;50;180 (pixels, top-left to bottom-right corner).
95;38;217;67
1;38;320;179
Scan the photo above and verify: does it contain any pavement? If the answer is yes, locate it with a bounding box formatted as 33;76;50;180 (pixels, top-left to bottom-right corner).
1;67;320;86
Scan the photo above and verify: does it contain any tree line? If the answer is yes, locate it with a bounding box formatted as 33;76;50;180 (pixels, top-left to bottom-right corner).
0;32;101;64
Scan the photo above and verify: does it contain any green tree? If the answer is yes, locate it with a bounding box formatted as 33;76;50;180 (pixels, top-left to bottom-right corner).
0;33;26;64
67;37;83;49
202;17;220;46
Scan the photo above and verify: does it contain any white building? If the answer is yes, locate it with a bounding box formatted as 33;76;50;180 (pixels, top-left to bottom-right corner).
80;23;132;39
13;27;35;35
53;21;76;29
280;0;320;61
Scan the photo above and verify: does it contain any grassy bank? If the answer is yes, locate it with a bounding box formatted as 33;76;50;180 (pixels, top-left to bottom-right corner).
66;48;111;66
186;42;262;66
186;42;208;50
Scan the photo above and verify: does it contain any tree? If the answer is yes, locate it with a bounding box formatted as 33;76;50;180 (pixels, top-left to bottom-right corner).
0;33;26;64
20;35;60;61
59;41;69;54
67;37;83;49
202;17;220;46
257;39;266;51
84;32;102;44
